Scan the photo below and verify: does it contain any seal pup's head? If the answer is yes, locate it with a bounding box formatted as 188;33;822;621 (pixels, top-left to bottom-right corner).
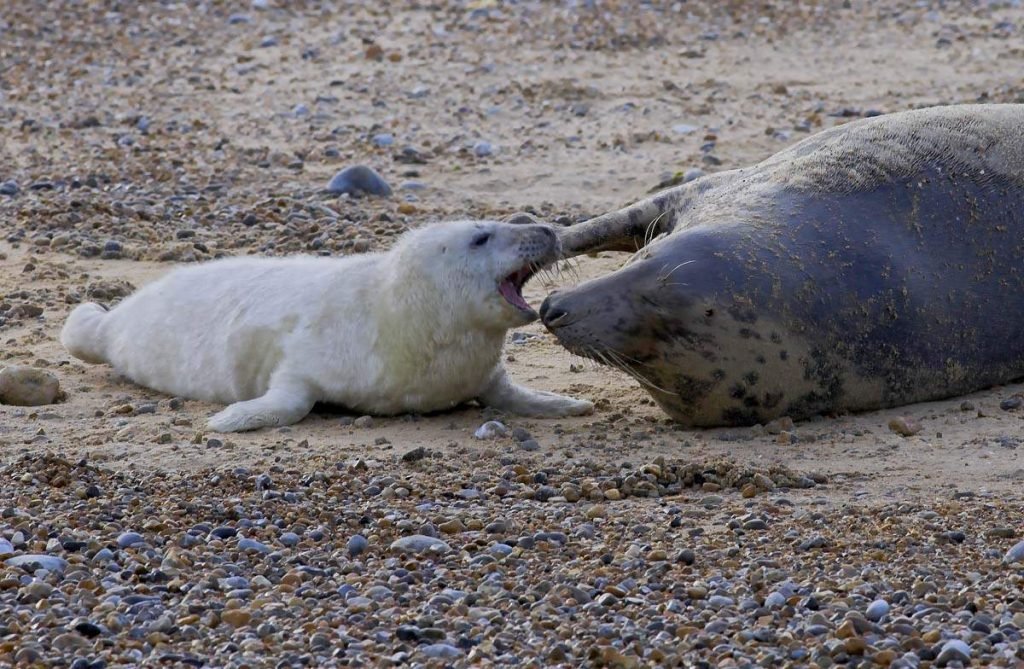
388;219;559;330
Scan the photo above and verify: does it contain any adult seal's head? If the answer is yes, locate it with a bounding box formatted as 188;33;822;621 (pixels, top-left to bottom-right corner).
543;104;1024;427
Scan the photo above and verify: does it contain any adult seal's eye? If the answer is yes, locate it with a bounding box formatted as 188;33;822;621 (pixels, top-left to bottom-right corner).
472;232;491;247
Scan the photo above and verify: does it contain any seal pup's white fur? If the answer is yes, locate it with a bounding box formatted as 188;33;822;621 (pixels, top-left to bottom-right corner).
61;220;593;432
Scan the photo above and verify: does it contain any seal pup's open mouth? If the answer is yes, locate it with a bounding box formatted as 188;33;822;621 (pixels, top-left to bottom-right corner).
499;264;539;315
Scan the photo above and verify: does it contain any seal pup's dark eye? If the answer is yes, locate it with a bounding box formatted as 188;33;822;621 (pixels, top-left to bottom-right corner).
472;232;491;247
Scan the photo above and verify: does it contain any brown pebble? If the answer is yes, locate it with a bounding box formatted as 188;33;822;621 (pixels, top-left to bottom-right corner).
220;609;252;627
888;416;922;437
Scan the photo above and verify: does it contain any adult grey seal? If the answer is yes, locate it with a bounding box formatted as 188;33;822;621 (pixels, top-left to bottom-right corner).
541;104;1024;426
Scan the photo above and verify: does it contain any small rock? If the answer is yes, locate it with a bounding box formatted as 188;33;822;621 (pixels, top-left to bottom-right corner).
1000;396;1023;411
474;420;507;439
279;532;300;547
421;643;463;659
472;140;494;157
0;538;13;556
221;609;252;627
1003;539;1024;564
237;538;271;553
888;416;922;437
865;599;890;622
0;366;61;406
401;447;427;463
935;639;971;667
353;415;375;429
116;532;145;548
0;180;18;196
390;535;450;554
73;621;103;638
347;534;369;557
371;133;394;147
325;165;392;197
765;416;795;434
4;554;68;573
210;526;237;539
672;123;699;135
439;519;465;534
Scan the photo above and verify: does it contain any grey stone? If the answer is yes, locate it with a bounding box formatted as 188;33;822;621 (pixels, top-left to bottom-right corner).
0;366;61;406
116;532;145;548
5;554;69;573
390;535;450;554
421;643;463;659
325;165;392;197
935;639;971;666
866;599;891;622
1003;539;1024;564
347;534;368;557
237;538;271;553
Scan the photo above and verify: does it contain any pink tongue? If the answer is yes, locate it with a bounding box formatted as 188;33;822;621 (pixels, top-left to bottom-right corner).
499;280;532;311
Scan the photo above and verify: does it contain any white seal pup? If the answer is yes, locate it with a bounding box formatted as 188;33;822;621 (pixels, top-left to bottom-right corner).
61;220;593;432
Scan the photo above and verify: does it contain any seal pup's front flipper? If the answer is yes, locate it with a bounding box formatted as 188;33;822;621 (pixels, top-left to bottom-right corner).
477;368;594;418
207;381;315;433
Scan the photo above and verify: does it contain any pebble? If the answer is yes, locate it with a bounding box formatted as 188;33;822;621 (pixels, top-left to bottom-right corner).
0;538;13;556
347;534;369;557
0;180;18;196
999;396;1023;411
390;535;451;554
353;415;375;428
683;167;706;182
866;599;890;621
473;140;494;157
888;416;923;437
325;165;392;197
1003;539;1024;564
116;532;145;548
421;643;463;659
237;538;271;553
0;366;61;406
372;133;394;147
474;420;507;439
4;554;69;573
935;639;971;666
279;532;300;547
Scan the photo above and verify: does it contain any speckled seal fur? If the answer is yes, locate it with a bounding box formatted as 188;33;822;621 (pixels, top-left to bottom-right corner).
543;104;1024;426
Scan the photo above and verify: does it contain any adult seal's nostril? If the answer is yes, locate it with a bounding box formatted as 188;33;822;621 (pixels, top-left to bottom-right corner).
540;295;568;327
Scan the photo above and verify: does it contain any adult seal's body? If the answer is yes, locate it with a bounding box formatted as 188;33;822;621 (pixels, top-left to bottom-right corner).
62;220;593;432
543;104;1024;426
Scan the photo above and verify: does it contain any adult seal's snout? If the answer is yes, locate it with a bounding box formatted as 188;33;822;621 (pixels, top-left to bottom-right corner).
547;104;1024;427
539;293;567;328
